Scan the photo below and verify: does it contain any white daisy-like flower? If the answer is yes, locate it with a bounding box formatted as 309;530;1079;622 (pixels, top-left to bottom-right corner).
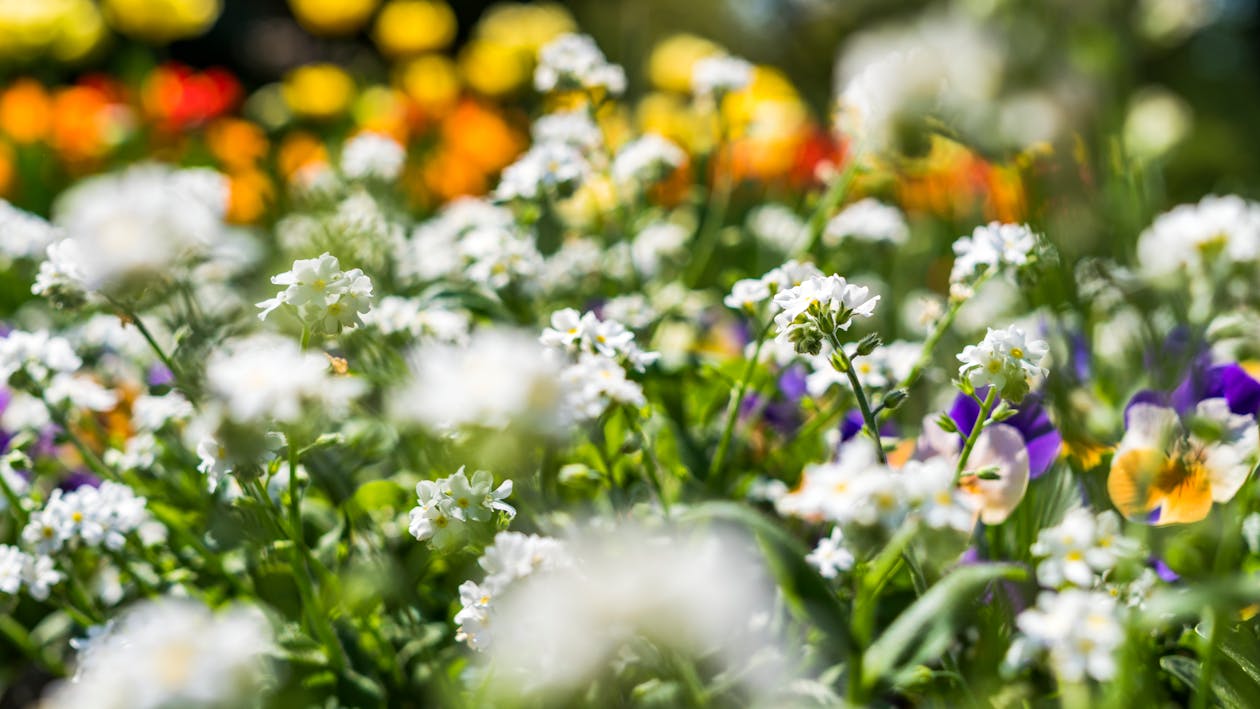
611;134;686;186
772;274;880;354
823;198;909;246
256;252;374;334
534;33;626;95
806;527;855;579
1009;589;1124;682
1031;509;1142;589
339;132;406;181
205;334;365;423
691;55;754;98
956;325;1048;402
1136;194;1260;277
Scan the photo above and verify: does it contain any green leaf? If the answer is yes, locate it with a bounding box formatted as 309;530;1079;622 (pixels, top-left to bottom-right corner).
861;563;1026;689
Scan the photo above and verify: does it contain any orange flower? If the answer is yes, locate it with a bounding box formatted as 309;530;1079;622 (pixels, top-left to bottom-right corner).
226;169;274;224
276;131;328;180
0;79;53;144
207;118;268;171
51;84;131;164
440;99;523;173
422;148;489;202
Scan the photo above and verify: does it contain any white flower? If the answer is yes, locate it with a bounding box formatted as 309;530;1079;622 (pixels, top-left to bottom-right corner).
902;457;977;532
363;296;471;344
494;142;591;201
772;275;880;352
22;553;63;600
534;33;626;95
950;222;1040;288
49;164;230;292
630;223;688;278
1031;509;1142;589
824;198;909;246
601;294;656;329
0;329;82;387
32;238;89;305
256;252;374;334
747;204;807;252
532;110;604;153
454;531;572;652
0;199;59;260
724;278;773;312
560;353;647;421
339;132;406;181
1136;194;1260;277
1010;589;1124;682
390;328;565;433
691;55;754;97
205;334;365;423
42;598;274;709
131;392;194;431
806;527;854;578
44;374;117;411
407;466;515;548
0;545;26;595
611;134;685;186
539;308;659;372
957;325;1048;401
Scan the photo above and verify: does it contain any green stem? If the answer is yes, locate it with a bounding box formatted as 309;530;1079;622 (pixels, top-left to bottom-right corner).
829;338;886;464
1193;606;1220;709
106;297;182;387
625;409;669;513
299;324;312;351
0;467;28;526
708;320;773;482
685;117;734;286
956;387;998;477
796;159;858;258
46;408;117;484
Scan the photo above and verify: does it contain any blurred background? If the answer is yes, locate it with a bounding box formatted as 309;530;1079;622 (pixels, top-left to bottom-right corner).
0;0;1257;236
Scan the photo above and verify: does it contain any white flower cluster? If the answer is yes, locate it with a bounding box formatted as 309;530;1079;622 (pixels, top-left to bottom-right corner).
540;308;658;372
777;446;976;533
541;308;658;421
408;467;515;550
747;204;807;253
949;222;1040;297
205;334;365;423
534;33;626;95
403;198;543;290
495;141;591;202
0;544;62;601
455;531;572;651
22;481;149;555
532;109;604;155
1007;589;1124;682
256;252;374;333
724;259;824;312
39;164;230;294
611;133;686;187
339;131;406;181
824;198;909;246
691;55;754;98
0;199;59;261
362;296;471;344
773;274;880;354
1030;509;1142;589
1136;194;1260;277
43;598;273;709
390;328;565;433
0;329;116;414
957;325;1048;402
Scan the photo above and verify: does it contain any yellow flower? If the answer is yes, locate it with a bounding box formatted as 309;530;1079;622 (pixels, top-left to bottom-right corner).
458;39;531;98
373;0;455;57
288;0;379;36
353;86;408;141
398;55;461;115
282;64;356;121
102;0;221;44
0;0;106;62
647;34;721;93
475;2;574;54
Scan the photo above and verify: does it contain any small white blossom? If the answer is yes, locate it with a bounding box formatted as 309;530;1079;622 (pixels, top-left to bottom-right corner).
950;222;1040;289
611;134;686;186
494;142;591;202
256;252;374;334
1009;589;1124;682
806;527;854;579
205;334;365;423
824;198;909;246
957;325;1048;402
534;34;626;95
409;467;515;550
1031;509;1142;589
340;132;406;181
532;110;604;153
773;275;880;354
747;204;807;252
691;55;754;98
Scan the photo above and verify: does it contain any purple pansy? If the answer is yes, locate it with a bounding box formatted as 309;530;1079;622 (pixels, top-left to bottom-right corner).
948;387;1062;478
1125;362;1260;426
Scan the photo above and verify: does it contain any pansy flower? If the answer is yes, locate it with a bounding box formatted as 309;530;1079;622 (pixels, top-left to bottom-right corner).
1108;363;1260;525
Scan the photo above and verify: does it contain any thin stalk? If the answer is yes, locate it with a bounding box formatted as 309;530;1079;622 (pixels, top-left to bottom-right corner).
0;613;66;675
796;159;858;258
685;115;734;286
708;320;773;482
829;338;886;464
625;409;669;513
105;297;181;387
956;387;998;477
0;469;28;526
1193;606;1220;709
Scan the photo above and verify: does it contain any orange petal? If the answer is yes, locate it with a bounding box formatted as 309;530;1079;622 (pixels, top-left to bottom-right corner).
1153;460;1214;525
1107;447;1165;519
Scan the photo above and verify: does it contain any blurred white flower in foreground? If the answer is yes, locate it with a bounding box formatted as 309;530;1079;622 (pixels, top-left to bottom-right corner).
205;333;365;423
474;523;790;703
340;131;406;181
534;33;626;96
40;598;274;709
1007;589;1124;682
824;198;908;246
691;55;754;98
1135;195;1260;278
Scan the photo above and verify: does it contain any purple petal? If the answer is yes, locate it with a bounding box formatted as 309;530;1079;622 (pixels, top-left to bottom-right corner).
1153;558;1180;582
949;390;1061;478
1212;364;1260;417
147;364;176;387
1125;389;1169;427
778;364;809;402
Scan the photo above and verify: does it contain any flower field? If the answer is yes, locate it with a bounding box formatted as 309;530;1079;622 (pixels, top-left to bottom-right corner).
2;1;1260;707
